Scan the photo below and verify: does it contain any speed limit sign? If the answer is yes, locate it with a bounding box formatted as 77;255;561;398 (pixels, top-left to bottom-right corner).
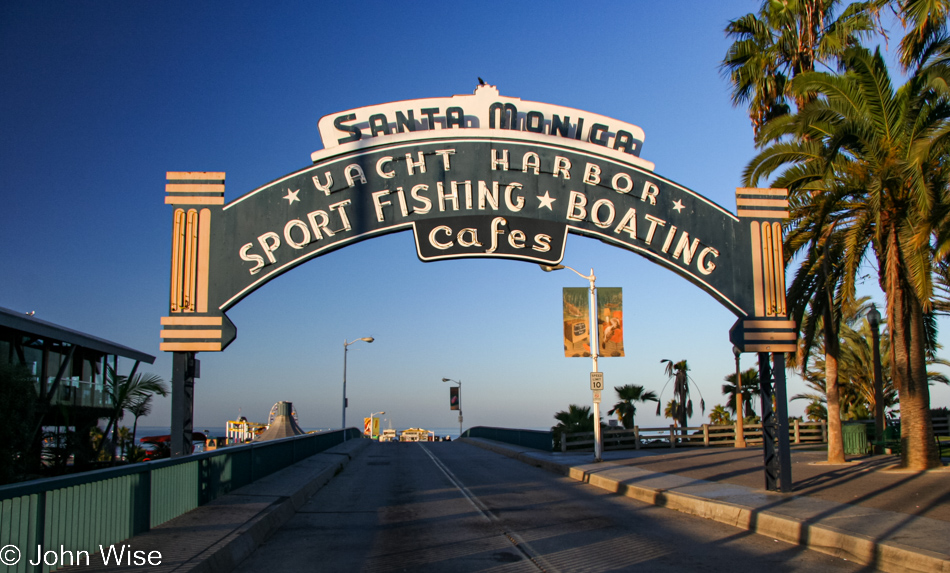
590;372;604;391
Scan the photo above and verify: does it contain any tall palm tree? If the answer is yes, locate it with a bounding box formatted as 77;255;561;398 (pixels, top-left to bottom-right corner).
722;0;885;137
746;45;950;468
608;384;658;429
722;367;760;419
659;359;704;431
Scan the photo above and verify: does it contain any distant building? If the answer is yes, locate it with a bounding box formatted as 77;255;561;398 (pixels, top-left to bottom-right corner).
0;306;155;467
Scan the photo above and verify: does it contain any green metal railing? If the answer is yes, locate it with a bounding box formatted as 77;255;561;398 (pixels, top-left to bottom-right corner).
462;426;553;452
0;428;361;573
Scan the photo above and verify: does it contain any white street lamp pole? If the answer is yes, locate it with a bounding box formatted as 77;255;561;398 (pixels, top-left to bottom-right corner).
343;336;374;441
541;264;603;462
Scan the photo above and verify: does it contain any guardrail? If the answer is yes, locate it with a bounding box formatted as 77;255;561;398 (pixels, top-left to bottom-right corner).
0;428;361;573
562;420;828;452
461;426;553;452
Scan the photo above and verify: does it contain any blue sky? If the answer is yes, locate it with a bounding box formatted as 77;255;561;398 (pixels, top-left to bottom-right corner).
2;1;947;432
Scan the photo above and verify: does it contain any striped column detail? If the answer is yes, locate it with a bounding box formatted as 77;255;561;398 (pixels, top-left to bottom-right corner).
736;187;788;219
160;316;223;352
738;188;789;318
165;172;225;205
732;319;797;353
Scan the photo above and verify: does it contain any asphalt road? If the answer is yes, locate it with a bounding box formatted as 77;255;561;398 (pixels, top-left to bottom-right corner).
232;441;863;572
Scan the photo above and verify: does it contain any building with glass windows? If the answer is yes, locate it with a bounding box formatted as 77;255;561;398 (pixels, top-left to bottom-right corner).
0;306;155;469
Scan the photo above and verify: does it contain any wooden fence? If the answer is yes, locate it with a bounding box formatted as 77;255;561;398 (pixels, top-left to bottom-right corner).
562;420;827;452
934;414;949;437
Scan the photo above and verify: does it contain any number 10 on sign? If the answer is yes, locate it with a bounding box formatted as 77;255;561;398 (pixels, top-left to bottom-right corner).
590;372;604;391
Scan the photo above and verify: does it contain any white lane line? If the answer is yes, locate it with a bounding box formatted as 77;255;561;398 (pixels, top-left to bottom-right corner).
420;444;559;573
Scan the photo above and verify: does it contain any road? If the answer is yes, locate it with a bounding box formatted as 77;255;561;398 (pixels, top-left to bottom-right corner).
233;441;861;572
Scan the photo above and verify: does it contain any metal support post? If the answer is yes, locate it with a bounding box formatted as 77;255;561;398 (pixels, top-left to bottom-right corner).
771;352;792;491
758;352;792;492
171;351;197;458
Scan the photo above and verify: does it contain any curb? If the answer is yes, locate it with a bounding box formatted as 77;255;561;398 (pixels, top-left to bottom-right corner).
461;438;950;573
182;439;370;573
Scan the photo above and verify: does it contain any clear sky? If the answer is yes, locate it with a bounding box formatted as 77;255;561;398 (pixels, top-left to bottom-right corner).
2;0;947;432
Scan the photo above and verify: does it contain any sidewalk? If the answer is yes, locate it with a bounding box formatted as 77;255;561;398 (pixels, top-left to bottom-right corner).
461;438;950;573
58;438;370;573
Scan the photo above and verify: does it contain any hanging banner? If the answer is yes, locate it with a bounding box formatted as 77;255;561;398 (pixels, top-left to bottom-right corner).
363;417;380;438
563;287;590;357
597;287;624;357
449;386;460;410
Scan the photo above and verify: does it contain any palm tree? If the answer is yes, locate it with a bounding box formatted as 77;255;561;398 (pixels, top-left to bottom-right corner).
608;384;658;429
746;46;950;468
98;366;168;461
658;359;704;431
722;367;760;419
662;399;677;423
805;399;828;422
128;394;153;451
709;405;733;426
722;0;884;137
896;0;950;70
552;404;596;450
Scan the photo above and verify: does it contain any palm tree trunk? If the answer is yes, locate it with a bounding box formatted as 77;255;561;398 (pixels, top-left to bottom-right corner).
820;248;845;464
888;273;940;469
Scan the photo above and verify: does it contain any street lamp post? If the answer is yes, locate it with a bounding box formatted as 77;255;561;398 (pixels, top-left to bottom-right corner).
343;336;374;440
733;346;746;448
442;378;462;436
541;264;603;462
867;304;884;453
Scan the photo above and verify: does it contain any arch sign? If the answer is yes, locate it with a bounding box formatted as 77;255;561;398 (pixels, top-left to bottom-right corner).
160;85;796;489
160;85;795;354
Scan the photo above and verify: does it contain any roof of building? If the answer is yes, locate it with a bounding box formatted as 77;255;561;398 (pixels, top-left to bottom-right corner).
0;305;155;364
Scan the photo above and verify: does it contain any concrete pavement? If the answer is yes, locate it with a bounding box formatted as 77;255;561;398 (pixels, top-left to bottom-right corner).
55;437;949;573
462;438;950;573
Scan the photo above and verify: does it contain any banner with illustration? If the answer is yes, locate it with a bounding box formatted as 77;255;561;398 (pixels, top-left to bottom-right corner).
562;287;591;357
449;386;460;410
363;417;380;437
562;287;623;357
597;287;624;357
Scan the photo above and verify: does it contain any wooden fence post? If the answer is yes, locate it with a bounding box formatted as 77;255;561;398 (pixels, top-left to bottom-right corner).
703;424;709;447
821;420;827;443
794;419;801;444
634;426;640;450
670;425;676;449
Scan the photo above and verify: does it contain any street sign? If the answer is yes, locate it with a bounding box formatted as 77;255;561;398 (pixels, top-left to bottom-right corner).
590;372;604;391
592;390;602;403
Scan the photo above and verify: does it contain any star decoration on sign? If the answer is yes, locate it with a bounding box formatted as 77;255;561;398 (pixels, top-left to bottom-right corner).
672;199;685;213
283;188;300;204
537;191;556;211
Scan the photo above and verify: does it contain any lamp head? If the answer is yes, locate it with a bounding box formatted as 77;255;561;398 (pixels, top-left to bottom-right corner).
732;345;741;358
539;264;565;272
361;337;375;343
867;304;881;328
442;378;450;382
